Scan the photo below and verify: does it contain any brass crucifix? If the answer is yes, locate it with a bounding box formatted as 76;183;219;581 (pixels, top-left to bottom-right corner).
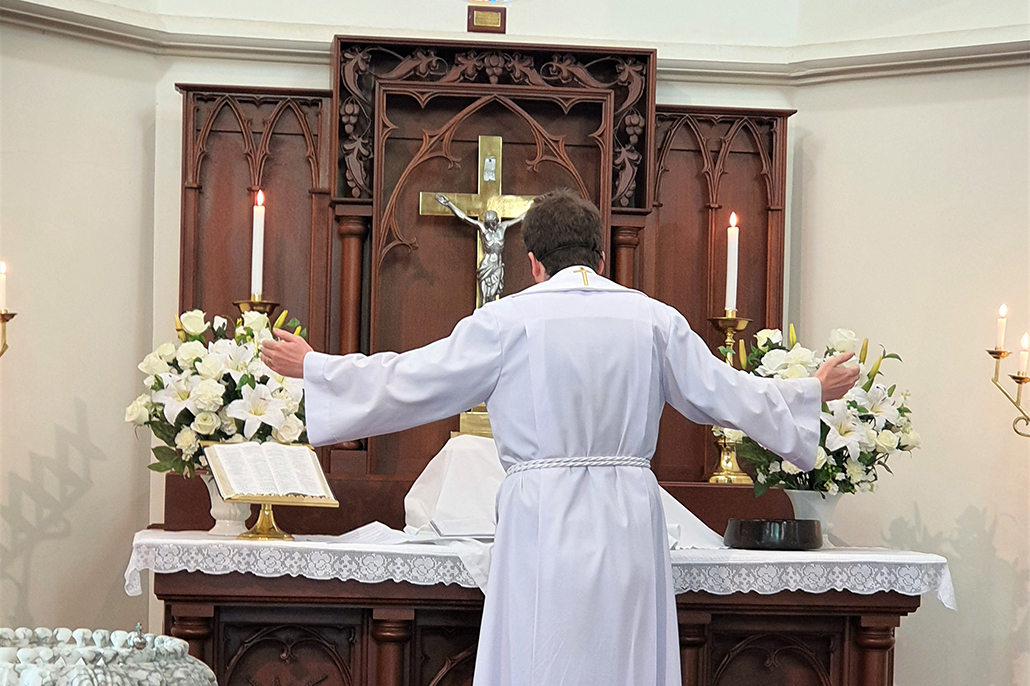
420;136;535;308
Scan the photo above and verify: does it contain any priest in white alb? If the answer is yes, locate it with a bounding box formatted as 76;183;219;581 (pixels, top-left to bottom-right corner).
261;189;859;686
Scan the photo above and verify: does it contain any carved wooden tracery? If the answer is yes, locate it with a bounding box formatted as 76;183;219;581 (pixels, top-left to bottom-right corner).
332;37;655;209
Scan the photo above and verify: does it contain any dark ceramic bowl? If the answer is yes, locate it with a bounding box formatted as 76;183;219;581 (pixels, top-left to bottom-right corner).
723;519;823;550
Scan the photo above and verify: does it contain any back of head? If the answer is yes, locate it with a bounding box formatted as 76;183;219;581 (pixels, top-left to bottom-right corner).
522;189;603;276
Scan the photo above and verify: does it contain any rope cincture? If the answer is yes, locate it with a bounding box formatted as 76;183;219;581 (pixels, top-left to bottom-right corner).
506;456;651;476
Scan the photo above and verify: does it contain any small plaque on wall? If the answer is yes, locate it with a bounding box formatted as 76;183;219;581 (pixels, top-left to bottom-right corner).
467;5;506;34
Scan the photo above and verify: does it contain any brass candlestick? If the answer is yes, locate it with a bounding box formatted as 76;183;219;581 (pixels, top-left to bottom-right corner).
987;348;1030;437
234;297;280;318
0;311;16;359
707;308;753;484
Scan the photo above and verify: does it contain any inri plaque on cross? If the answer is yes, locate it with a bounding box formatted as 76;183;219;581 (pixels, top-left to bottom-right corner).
420;136;535;307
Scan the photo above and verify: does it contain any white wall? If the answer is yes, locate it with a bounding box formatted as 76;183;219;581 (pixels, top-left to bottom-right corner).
0;22;156;628
792;65;1030;685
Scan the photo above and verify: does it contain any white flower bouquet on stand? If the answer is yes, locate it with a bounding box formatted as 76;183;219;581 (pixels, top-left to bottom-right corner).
126;309;308;477
733;326;921;501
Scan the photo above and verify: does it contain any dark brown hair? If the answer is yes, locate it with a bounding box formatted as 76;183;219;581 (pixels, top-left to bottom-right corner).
521;189;603;276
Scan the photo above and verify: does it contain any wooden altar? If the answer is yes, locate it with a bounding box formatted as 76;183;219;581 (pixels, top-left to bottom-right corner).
159;33;928;685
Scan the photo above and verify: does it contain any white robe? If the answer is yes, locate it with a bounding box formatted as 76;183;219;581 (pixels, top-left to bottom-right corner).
303;266;821;686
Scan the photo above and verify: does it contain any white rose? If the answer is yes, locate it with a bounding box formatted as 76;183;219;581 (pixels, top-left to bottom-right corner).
784;345;819;372
757;472;767;484
779;365;810;380
138;352;170;376
828;328;859;354
814;446;827;469
124;394;151;426
175;427;200;457
196;354;228;381
754;329;782;348
875;430;900;454
191;379;226;413
242;311;270;332
273;415;305;444
757;349;788;377
191;411;220;436
219;410;238;436
179;310;209;337
899;430;921;450
155;341;179;363
213;316;228;332
225;434;245;444
175;341;207;369
781;460;802;475
272;387;300;415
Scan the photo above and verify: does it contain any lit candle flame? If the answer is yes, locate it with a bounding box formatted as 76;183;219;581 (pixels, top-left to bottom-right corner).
729;212;738;227
256;189;265;206
1021;332;1028;350
1000;304;1008;317
0;262;6;275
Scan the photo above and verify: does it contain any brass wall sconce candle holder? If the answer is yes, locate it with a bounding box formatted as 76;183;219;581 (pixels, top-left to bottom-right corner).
987;348;1030;437
0;311;16;359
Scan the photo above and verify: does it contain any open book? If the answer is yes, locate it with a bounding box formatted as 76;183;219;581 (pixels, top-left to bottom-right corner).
205;442;337;505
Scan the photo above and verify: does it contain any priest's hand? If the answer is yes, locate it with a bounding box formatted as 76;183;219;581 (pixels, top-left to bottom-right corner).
261;329;313;379
814;352;860;402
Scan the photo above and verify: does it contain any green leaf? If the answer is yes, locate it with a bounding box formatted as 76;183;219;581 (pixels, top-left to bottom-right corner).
148;461;174;473
753;481;770;498
150;421;178;446
300;328;308;340
152;446;178;463
286;318;301;330
882;353;902;362
887;384;896;397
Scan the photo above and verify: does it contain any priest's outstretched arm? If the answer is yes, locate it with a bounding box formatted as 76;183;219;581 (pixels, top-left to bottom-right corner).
292;307;503;446
658;306;832;471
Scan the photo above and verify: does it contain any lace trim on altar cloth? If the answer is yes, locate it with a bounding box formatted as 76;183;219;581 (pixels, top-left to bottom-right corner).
124;531;956;610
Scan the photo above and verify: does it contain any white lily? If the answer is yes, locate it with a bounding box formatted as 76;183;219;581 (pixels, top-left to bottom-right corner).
226;384;287;438
251;359;304;403
821;401;862;459
865;385;900;430
153;372;200;423
225;343;257;384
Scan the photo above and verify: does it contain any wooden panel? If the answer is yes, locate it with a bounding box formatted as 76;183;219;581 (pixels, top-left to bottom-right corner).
645;106;793;482
369;85;613;476
177;85;335;354
155;569;920;686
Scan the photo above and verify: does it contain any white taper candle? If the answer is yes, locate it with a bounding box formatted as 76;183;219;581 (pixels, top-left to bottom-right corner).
0;261;6;311
997;304;1008;350
1019;333;1029;375
725;212;739;312
251;190;266;299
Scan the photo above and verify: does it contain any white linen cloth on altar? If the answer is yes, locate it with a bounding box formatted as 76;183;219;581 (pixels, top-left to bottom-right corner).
124;529;957;610
303;266;821;686
401;434;725;588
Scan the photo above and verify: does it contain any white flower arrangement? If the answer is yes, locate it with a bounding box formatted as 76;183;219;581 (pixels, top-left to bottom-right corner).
126;309;308;476
732;326;920;497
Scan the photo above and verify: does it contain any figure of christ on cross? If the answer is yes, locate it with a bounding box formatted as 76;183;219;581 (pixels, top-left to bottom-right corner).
435;194;527;304
418;135;535;307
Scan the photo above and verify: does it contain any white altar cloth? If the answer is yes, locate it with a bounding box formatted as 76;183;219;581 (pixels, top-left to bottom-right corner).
124;530;955;609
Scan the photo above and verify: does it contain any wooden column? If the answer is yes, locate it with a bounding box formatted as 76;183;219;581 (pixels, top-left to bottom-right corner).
855;616;899;686
678;610;710;685
336;209;370;355
169;603;214;664
611;212;647;289
372;607;414;686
